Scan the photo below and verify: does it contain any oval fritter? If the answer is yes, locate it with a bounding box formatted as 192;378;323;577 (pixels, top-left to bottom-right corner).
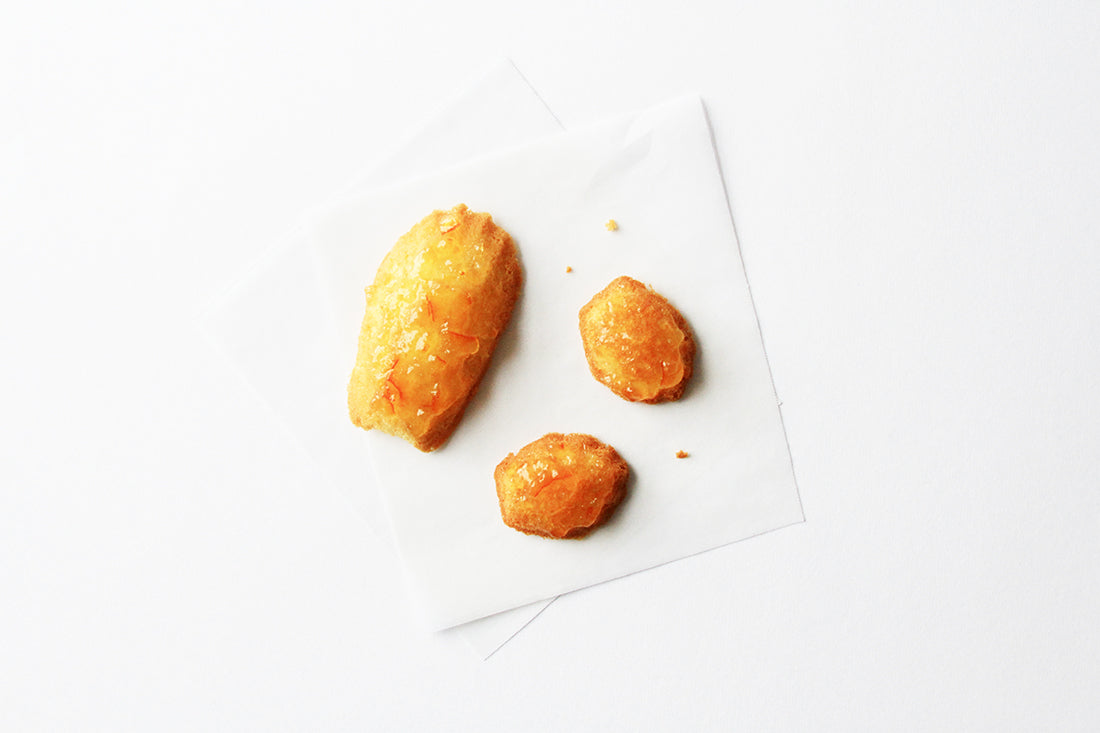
347;204;522;452
494;433;629;539
578;276;695;403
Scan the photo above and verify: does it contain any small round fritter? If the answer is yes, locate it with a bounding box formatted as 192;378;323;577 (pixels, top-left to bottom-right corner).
578;276;695;403
494;433;629;539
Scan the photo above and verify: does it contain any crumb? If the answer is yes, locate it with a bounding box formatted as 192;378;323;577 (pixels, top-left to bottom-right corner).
566;266;573;273
675;450;689;459
605;219;618;231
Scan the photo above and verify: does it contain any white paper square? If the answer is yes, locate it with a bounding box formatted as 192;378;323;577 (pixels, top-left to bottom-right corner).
309;95;804;630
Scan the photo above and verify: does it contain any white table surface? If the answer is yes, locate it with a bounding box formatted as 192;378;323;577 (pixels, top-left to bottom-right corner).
3;2;1098;730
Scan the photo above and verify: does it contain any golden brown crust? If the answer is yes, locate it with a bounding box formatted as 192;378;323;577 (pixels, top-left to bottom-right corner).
494;433;629;539
578;276;695;404
347;204;522;451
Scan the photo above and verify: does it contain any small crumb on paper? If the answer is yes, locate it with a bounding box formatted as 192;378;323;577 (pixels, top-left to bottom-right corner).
675;450;689;459
566;266;573;273
605;219;618;231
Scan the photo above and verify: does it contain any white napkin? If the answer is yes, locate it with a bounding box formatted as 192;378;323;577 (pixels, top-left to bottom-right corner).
199;60;563;655
308;95;804;631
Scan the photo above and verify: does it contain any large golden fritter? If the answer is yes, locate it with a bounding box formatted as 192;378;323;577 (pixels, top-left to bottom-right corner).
495;433;629;539
347;204;522;452
578;276;695;403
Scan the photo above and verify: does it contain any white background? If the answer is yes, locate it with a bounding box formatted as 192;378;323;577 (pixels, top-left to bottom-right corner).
3;1;1098;730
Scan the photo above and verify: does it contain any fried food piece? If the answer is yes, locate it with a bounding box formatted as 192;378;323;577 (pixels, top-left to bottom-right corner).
495;433;629;539
578;276;695;403
347;204;522;452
